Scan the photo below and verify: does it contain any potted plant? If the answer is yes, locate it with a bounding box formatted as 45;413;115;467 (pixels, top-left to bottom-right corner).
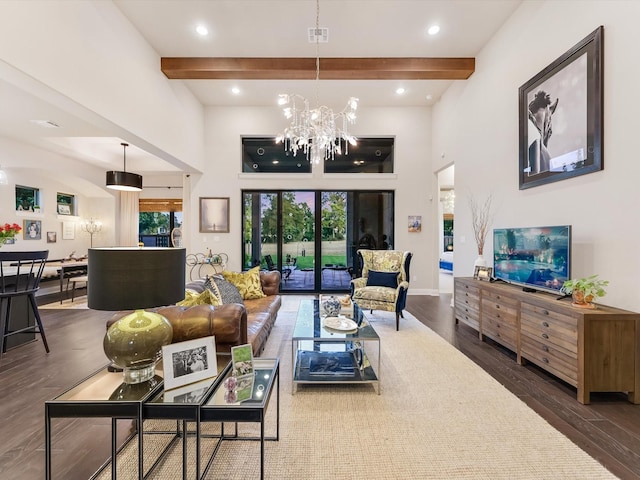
561;275;609;309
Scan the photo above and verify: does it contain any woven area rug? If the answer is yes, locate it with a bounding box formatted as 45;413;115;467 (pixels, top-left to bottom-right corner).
96;296;618;479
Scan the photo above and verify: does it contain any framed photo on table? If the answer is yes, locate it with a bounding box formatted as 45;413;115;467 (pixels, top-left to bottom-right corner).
162;336;217;391
474;266;493;281
518;26;603;190
199;197;230;233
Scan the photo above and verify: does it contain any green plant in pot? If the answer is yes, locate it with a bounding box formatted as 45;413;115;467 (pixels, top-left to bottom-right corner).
561;275;609;309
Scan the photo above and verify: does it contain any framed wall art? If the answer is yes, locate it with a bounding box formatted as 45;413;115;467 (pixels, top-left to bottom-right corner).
47;231;57;243
408;215;422;233
23;220;41;240
199;197;230;233
518;26;603;190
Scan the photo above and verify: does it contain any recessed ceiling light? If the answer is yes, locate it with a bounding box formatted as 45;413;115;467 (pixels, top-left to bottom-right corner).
426;94;433;101
272;160;279;164
195;25;209;36
396;87;406;95
231;86;240;95
427;25;440;36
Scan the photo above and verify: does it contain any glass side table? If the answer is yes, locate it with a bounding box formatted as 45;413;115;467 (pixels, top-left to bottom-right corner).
200;358;280;480
144;372;224;479
45;365;164;480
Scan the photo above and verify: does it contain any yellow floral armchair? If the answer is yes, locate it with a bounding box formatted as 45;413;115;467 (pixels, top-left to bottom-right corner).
350;249;412;331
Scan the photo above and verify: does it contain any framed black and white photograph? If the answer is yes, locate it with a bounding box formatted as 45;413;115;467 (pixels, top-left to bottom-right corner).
474;266;493;281
23;219;41;240
199;197;230;233
162;336;218;391
519;26;603;190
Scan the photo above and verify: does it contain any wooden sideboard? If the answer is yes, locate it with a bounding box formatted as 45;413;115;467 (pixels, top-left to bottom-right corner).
454;277;640;404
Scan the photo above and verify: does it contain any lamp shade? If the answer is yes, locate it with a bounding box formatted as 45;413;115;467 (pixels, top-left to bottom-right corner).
106;170;143;191
88;247;186;384
88;247;185;310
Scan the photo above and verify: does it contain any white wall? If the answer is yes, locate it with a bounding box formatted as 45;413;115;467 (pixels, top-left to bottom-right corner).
432;0;640;311
0;166;116;259
0;0;204;171
194;105;436;294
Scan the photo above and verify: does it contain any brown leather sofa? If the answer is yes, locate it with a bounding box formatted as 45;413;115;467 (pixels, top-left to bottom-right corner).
108;270;282;357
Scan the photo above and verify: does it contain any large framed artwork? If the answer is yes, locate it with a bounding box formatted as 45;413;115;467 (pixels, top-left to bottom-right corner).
199;197;230;233
518;26;603;190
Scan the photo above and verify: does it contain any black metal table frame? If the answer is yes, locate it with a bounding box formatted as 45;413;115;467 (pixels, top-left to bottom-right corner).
199;358;280;480
44;366;164;480
45;359;279;480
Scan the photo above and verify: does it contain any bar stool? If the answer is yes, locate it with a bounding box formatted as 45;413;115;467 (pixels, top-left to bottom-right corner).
68;275;88;302
0;250;50;360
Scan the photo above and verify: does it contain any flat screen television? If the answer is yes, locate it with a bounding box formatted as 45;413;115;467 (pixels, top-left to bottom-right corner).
493;225;571;294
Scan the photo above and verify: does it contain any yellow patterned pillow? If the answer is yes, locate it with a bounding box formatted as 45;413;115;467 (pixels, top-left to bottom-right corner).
177;288;221;307
222;266;266;300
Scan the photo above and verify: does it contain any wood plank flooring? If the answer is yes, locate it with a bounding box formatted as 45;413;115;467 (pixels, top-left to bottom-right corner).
0;294;638;479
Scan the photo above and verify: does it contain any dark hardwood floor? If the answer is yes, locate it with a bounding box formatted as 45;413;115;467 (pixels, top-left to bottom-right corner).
0;294;639;479
406;294;640;480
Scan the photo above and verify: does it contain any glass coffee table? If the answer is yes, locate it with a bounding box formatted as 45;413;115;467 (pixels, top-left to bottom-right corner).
292;299;380;394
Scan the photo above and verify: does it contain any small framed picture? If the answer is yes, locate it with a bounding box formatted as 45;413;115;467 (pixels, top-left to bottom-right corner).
231;344;254;378
408;215;422;233
46;231;57;243
199;197;230;233
62;221;75;240
23;220;42;240
57;204;71;215
474;266;493;281
162;336;218;391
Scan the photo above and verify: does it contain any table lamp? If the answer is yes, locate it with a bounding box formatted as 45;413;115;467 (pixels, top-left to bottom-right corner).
88;247;186;384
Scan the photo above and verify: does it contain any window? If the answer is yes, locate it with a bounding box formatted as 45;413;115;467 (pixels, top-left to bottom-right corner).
138;199;183;247
15;185;40;212
57;192;76;215
242;189;394;292
323;137;394;173
242;136;395;174
242;137;312;173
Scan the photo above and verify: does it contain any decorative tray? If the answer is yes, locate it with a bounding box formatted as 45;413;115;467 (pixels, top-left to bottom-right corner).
323;316;358;332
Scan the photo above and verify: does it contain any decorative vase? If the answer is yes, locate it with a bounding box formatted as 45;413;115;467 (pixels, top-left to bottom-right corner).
103;310;173;384
322;296;341;317
474;255;487;267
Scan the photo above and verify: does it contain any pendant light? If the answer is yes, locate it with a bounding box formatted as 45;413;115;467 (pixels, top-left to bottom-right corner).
106;143;142;191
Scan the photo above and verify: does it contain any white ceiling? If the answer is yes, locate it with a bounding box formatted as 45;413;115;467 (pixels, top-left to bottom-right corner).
0;0;522;176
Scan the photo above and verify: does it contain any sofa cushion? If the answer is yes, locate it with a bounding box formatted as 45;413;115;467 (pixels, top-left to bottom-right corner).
177;288;221;307
222;266;266;300
366;270;399;288
206;275;244;305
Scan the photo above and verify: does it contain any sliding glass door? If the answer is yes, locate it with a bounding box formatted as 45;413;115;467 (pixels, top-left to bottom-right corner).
242;190;393;292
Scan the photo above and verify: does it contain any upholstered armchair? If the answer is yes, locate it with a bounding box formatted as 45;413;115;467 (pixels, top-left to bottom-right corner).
350;249;412;331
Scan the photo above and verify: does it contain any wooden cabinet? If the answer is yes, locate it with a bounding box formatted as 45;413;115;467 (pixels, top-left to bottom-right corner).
454;280;480;332
454;277;640;404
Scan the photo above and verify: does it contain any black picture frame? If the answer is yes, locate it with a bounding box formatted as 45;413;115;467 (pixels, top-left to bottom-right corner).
518;26;603;190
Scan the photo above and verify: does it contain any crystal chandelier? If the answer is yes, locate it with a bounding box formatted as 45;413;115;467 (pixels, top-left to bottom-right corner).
276;0;358;165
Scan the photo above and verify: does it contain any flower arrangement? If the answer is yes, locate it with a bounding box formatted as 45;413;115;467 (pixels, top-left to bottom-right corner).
0;223;22;243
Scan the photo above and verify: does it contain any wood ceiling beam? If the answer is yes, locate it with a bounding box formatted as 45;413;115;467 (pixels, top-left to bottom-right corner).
161;57;475;80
